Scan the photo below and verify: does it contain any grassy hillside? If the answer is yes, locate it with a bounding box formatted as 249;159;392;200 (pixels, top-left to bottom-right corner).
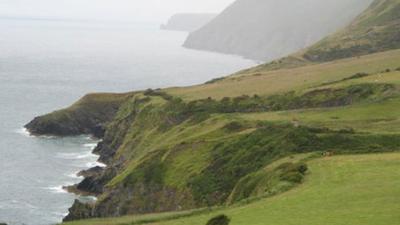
29;47;397;223
183;0;372;61
25;1;400;223
166;49;400;100
303;0;400;62
21;46;400;224
223;0;400;73
62;152;400;225
25;92;132;137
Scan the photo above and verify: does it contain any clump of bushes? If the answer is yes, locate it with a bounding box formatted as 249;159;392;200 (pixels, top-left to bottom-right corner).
143;88;173;101
205;77;225;84
344;72;369;80
223;121;245;132
395;67;400;71
148;83;395;133
206;215;230;225
277;162;308;183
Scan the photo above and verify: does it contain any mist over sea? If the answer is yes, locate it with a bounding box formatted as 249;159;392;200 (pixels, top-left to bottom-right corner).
0;18;255;225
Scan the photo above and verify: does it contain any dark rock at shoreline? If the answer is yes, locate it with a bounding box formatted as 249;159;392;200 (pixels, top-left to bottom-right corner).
93;141;118;165
63;200;94;222
25;116;106;138
24;92;131;137
78;166;104;177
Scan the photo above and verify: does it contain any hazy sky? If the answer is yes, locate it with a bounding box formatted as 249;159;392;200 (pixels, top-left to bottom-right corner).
0;0;234;22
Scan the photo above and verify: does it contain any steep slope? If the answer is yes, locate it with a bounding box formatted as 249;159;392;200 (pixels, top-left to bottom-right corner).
25;1;400;223
302;0;400;62
26;50;400;222
25;92;132;137
62;153;400;225
160;14;217;32
183;0;373;61
253;0;400;71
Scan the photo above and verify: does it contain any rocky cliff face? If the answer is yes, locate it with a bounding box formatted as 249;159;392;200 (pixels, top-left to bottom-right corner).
26;85;400;221
25;93;132;138
160;13;217;32
184;0;373;61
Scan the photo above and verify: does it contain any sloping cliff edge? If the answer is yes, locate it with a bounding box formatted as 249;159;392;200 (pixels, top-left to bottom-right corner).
25;83;400;221
183;0;373;61
160;13;217;32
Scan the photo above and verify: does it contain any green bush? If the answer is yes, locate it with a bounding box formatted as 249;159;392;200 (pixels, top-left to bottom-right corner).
206;215;230;225
280;171;304;183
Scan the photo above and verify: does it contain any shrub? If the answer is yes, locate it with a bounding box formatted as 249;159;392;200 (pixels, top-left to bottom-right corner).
205;77;225;84
280;171;304;183
224;121;244;132
206;215;230;225
346;72;369;80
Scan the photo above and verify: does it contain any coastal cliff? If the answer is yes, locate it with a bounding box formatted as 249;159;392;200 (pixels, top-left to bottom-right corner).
26;0;400;222
160;13;217;32
25;93;132;138
26;81;400;221
183;0;373;61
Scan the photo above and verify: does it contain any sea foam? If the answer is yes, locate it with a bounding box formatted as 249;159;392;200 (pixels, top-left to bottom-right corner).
56;152;96;160
15;127;32;137
44;186;68;194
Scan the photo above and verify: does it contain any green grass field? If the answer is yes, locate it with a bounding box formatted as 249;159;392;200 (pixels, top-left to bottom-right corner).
166;49;400;100
239;96;400;134
58;48;400;224
29;1;400;223
63;152;400;225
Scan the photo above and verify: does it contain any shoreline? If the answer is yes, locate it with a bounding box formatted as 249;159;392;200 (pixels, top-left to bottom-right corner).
21;128;104;217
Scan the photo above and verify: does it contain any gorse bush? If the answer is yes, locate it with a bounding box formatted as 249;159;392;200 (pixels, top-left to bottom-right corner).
206;215;230;225
145;83;395;126
188;122;400;205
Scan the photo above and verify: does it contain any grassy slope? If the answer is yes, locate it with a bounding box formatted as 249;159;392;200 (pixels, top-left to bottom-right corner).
166;49;400;100
55;1;400;223
59;49;400;225
239;70;400;134
55;47;400;224
25;92;133;136
63;152;400;225
303;0;400;62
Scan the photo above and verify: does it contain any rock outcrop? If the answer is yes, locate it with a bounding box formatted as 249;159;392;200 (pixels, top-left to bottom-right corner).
160;13;217;32
25;86;400;222
25;92;132;137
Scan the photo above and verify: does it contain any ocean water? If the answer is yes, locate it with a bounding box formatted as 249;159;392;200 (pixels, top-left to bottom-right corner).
0;18;255;225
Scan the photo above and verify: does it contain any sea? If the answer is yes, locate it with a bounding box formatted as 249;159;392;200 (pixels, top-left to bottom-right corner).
0;18;255;225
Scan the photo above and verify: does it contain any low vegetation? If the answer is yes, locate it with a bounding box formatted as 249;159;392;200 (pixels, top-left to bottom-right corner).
62;153;400;225
25;46;394;224
206;215;230;225
23;2;399;222
25;92;133;137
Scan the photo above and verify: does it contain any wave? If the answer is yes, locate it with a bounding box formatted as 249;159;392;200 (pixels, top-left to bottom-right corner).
15;127;58;139
56;152;96;160
66;172;82;179
14;127;32;137
44;185;68;194
86;161;106;168
83;143;98;149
